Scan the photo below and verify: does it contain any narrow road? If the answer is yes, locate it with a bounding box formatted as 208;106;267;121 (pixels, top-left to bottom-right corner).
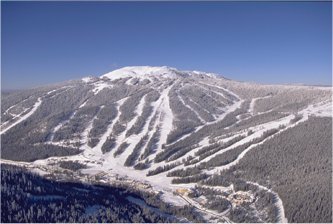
176;193;232;223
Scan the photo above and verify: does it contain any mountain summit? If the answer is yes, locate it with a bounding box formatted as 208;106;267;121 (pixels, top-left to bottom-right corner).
101;66;218;80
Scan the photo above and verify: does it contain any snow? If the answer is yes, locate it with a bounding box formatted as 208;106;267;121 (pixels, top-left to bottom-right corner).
82;77;94;83
1;97;42;135
201;82;241;101
113;88;169;166
3;97;32;116
63;86;185;206
165;98;243;150
159;190;188;206
300;100;332;117
201;108;317;176
2;67;331;220
151;137;211;171
46;86;72;96
171;187;232;223
176;90;205;123
186;95;211;114
202;115;295;173
48;122;66;142
2;86;69;118
195;83;230;105
83;103;121;158
79;100;88;108
2;108;30;127
81;116;98;146
48;111;77;142
109;96;146;161
192;70;218;79
101;66;220;81
101;66;178;80
126;195;177;218
125;77;135;85
247;181;288;223
92;81;112;95
30;167;50;176
249;95;272;115
155;84;175;151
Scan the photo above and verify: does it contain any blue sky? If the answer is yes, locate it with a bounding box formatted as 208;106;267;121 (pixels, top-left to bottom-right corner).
2;2;332;89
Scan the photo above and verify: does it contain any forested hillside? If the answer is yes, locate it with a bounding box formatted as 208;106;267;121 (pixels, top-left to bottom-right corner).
1;164;206;223
221;117;332;223
1;66;331;223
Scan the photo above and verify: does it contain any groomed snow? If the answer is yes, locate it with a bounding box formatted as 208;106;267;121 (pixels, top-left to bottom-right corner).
101;66;179;81
203;82;241;101
176;90;206;124
155;84;175;151
1;97;42;135
202;114;297;174
109;96;147;159
300;100;332;117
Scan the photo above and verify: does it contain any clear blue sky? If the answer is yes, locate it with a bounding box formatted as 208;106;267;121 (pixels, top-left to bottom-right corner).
2;1;332;89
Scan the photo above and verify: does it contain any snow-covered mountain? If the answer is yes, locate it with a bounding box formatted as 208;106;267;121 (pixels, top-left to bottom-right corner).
1;66;332;222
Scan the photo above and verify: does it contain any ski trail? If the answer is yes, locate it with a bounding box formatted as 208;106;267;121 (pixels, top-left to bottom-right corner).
202;113;307;174
148;137;210;170
247;181;288;223
150;100;245;170
194;83;230;105
91;102;123;153
3;88;62;119
125;95;147;136
1;107;30;127
137;93;166;161
81;119;96;147
185;94;212;115
82;101;124;159
46;86;68;95
155;84;175;151
249;95;272;115
1;86;74;135
1;97;42;135
82;105;104;146
166;99;244;147
3;96;32;116
177;91;205;124
79;100;88;108
200;131;281;170
48;100;90;142
116;86;172;166
201;82;241;101
47;86;72;96
112;95;147;153
48;111;77;142
92;82;113;95
48;86;75;99
170;133;247;167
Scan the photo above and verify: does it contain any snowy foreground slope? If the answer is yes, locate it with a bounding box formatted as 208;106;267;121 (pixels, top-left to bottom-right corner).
1;66;332;223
